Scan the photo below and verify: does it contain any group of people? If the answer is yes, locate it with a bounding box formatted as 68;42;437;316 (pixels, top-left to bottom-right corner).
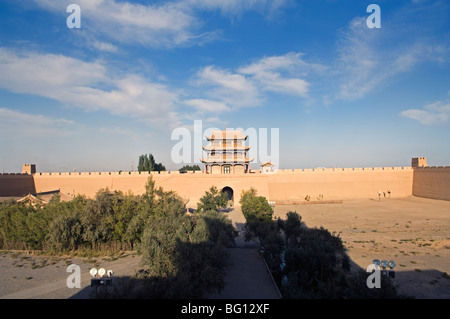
304;194;324;201
378;189;391;200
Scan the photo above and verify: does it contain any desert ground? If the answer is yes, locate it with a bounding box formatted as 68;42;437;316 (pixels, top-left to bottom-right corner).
0;195;448;299
273;196;450;298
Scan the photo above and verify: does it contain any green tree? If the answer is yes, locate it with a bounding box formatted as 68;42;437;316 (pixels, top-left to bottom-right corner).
138;155;145;172
179;165;201;172
144;154;150;172
137;205;235;298
197;186;228;213
138;153;166;172
240;188;273;223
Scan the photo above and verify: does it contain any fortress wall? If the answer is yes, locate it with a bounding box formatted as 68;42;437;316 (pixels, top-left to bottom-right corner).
11;167;416;207
33;173;151;198
413;166;450;201
151;173;270;208
0;174;36;197
267;167;413;201
33;172;270;208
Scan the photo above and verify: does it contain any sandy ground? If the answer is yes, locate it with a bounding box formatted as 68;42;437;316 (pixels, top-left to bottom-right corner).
273;196;450;299
0;252;142;299
0;195;448;299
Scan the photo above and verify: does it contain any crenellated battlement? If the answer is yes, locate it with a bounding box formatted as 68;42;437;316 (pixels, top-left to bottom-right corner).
273;166;413;173
414;166;450;170
1;158;448;204
32;170;204;176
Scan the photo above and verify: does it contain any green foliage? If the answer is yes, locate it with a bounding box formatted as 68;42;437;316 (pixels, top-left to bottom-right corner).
136;208;236;298
240;188;273;223
138;153;166;173
196;186;229;213
179;165;201;172
0;179;239;298
245;210;403;299
0;176;165;252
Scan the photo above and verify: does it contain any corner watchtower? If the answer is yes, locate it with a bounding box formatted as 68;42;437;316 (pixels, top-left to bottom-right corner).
22;164;36;175
411;157;427;168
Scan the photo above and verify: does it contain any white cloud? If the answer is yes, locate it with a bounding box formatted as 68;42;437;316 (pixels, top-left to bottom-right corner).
194;66;262;108
0;107;74;137
185;0;290;17
334;13;450;102
35;0;291;48
35;0;200;48
91;40;119;53
239;52;320;97
0;47;180;128
401;100;450;126
190;52;315;113
184;99;230;113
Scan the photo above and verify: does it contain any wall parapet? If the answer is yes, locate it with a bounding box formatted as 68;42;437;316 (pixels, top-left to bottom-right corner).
274;166;412;173
414;166;450;170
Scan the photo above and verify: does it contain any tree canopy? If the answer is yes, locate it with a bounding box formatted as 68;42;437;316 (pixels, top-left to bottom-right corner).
0;178;237;298
178;164;201;172
138;153;166;172
196;186;229;213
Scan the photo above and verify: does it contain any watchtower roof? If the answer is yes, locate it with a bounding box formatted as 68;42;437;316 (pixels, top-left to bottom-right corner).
206;129;248;141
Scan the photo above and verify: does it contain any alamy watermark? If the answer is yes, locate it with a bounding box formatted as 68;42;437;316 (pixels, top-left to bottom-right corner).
171;120;280;169
66;264;114;289
66;4;81;29
366;259;396;289
65;3;381;30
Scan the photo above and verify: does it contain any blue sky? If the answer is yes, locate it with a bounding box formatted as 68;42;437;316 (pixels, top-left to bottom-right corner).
0;0;449;172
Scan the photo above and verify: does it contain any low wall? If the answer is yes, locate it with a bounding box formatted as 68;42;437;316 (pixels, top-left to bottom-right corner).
413;166;450;201
0;174;36;197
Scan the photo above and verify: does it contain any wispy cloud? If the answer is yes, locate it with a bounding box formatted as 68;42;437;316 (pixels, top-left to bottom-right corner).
0;107;74;137
239;52;322;97
334;13;449;101
35;0;198;48
184;99;231;113
186;52;316;114
34;0;291;48
185;0;291;18
0;47;180;128
401;100;450;126
191;65;262;109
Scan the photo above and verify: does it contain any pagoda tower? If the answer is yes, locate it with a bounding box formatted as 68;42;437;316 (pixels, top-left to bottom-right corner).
201;129;253;174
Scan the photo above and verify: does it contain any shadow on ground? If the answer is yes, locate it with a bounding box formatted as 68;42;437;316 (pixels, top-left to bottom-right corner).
69;213;449;299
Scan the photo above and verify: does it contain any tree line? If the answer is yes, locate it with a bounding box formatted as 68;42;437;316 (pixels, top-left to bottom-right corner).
0;177;236;298
137;153;166;172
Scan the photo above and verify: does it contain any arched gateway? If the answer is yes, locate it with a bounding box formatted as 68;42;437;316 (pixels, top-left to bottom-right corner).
221;186;234;205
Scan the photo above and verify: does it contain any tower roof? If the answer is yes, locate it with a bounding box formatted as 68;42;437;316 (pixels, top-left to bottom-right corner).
206;129;248;141
260;161;274;167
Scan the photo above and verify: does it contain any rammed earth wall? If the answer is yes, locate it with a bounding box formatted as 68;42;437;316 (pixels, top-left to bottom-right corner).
412;166;450;201
1;165;449;206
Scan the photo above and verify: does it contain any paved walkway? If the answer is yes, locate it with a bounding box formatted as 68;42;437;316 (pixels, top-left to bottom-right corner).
207;207;281;299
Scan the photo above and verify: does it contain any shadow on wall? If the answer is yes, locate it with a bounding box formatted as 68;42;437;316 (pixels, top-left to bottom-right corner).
0;174;36;197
